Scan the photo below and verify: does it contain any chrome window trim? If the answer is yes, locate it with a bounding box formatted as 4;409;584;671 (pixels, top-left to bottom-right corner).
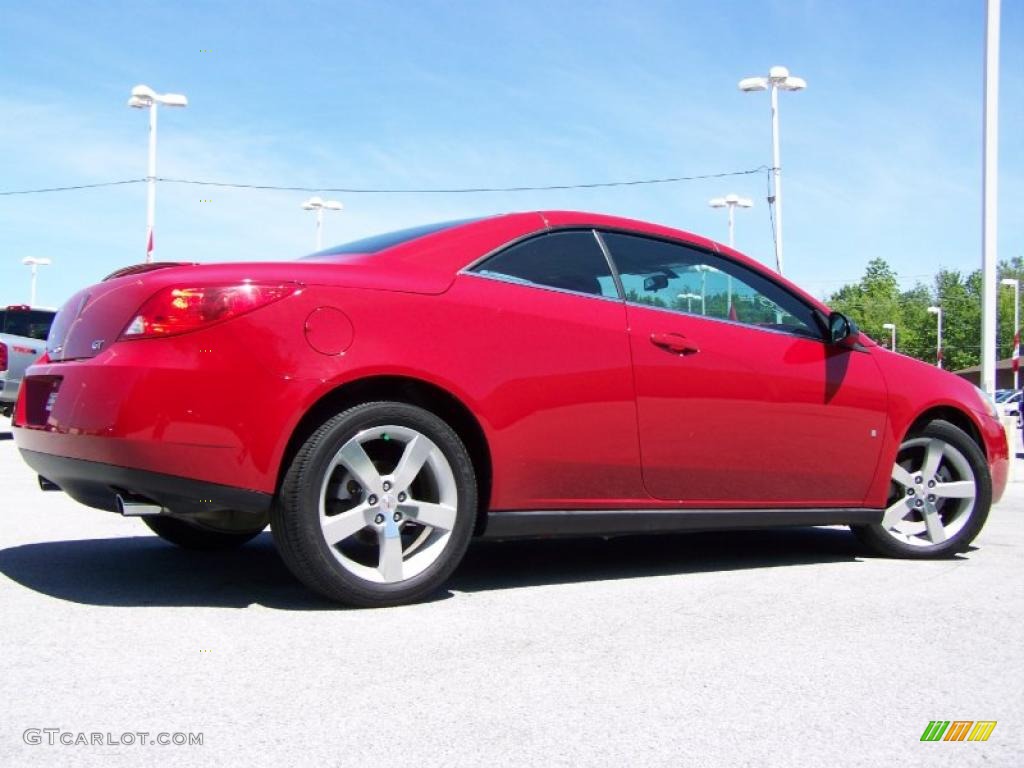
459;270;624;305
621;299;829;343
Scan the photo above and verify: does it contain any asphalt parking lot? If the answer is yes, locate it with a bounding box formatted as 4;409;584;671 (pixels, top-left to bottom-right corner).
0;415;1021;767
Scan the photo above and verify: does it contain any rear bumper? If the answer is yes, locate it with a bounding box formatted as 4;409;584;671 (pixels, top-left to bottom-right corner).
10;329;321;493
19;449;272;517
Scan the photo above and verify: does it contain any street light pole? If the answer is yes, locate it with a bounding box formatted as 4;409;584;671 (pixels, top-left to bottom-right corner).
928;306;943;369
128;85;188;264
980;0;1001;396
21;257;51;306
883;322;897;353
739;66;806;275
1001;278;1019;389
708;194;753;249
301;197;344;251
709;195;751;318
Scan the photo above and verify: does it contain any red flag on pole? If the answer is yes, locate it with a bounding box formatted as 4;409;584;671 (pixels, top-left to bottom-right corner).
728;302;738;321
1013;330;1020;373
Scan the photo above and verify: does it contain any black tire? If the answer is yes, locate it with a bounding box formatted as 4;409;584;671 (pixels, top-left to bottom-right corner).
142;515;265;550
852;419;991;558
271;401;477;607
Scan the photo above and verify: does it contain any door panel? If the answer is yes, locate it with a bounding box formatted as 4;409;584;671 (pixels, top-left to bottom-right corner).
628;305;888;505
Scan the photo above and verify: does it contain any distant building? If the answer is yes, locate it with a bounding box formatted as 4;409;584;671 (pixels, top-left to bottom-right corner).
954;357;1017;390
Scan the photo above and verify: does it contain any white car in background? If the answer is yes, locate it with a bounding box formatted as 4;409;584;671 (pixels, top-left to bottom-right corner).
0;305;55;418
994;388;1023;427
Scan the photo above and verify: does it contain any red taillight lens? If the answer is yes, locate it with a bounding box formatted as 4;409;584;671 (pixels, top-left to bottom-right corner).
0;342;8;372
120;282;299;340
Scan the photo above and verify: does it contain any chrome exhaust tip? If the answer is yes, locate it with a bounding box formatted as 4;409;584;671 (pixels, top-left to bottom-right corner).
115;493;164;516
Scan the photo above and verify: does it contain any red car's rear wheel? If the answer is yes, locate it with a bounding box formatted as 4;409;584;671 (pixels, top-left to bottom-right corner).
271;401;477;607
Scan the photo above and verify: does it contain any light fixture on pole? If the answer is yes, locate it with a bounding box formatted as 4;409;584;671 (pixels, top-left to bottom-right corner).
677;293;702;313
882;322;897;352
1001;277;1019;389
738;66;806;275
21;257;51;306
708;193;753;249
927;306;943;369
128;84;188;264
301;197;344;251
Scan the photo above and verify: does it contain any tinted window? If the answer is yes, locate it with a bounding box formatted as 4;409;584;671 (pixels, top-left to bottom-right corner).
471;231;618;299
302;217;483;258
601;232;821;339
0;309;55;340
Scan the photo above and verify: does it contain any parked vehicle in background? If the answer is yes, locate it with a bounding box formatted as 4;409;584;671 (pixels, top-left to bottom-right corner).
994;388;1022;427
0;305;55;417
11;212;1011;607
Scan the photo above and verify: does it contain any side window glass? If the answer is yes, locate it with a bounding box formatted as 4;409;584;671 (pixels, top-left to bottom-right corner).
471;231;619;299
601;232;821;338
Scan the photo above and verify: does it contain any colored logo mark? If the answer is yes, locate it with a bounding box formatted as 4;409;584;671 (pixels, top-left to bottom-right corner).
921;721;997;742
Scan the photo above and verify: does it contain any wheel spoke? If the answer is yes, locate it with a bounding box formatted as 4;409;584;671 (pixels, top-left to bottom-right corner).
321;505;371;545
891;464;915;488
391;435;433;493
882;499;910;530
920;439;944;482
378;524;404;582
922;503;947;544
933;480;975;500
338;441;383;494
404;500;457;531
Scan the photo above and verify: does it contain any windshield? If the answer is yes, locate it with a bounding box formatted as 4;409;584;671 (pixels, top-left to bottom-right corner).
300;217;483;259
0;308;56;340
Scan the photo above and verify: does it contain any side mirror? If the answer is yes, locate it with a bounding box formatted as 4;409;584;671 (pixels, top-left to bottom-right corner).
828;311;858;343
643;275;669;292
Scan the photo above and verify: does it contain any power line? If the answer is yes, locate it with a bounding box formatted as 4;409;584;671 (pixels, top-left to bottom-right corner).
0;179;146;196
0;167;771;197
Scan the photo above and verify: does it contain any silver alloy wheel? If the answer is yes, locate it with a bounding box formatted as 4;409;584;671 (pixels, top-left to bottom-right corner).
317;425;458;584
883;436;977;547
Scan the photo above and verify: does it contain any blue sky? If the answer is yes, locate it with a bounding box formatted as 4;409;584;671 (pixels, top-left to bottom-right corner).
0;0;1021;308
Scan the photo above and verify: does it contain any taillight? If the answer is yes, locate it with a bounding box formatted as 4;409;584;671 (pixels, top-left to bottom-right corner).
120;282;299;340
0;342;7;372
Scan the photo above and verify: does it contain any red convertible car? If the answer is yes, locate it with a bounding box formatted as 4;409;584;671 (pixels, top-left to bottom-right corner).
12;211;1008;606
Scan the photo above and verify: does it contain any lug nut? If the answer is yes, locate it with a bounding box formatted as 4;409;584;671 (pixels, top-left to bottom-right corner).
927;480;935;488
906;488;915;496
367;495;378;506
915;499;923;508
374;513;385;524
382;481;392;491
914;476;923;484
927;494;936;502
398;492;407;502
393;513;401;522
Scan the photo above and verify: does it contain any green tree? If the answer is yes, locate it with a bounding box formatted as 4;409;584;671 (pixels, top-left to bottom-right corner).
827;255;1024;373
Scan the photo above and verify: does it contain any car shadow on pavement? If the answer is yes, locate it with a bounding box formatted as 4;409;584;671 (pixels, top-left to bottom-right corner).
0;526;880;609
453;527;869;594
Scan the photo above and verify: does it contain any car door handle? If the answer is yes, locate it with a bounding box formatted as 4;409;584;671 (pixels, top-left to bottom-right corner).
650;332;699;355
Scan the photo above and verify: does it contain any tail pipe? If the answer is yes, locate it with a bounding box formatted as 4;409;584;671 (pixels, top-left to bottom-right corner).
38;476;61;491
115;492;164;516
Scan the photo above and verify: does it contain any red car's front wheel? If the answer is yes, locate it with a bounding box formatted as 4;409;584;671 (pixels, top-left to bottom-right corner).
853;420;991;558
271;401;477;607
